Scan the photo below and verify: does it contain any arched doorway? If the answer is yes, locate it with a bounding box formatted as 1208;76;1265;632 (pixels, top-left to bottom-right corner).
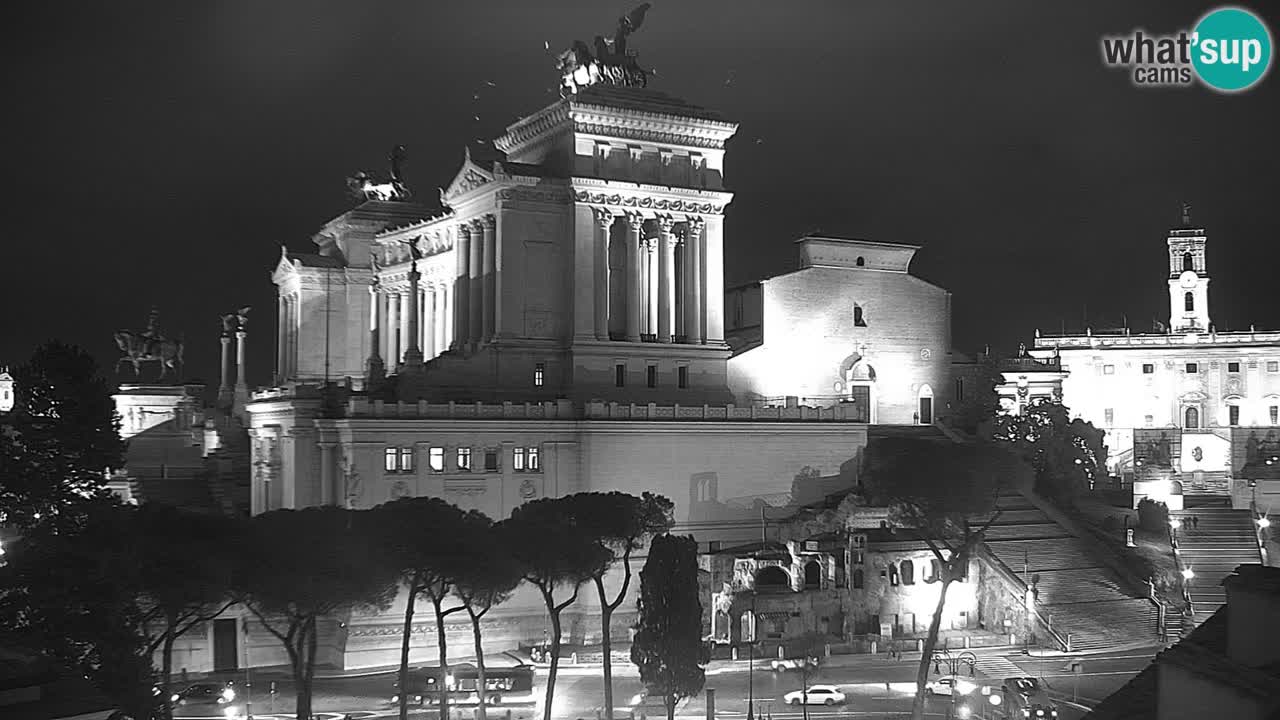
755;565;790;591
1185;406;1200;429
917;384;934;425
841;357;877;423
803;560;822;589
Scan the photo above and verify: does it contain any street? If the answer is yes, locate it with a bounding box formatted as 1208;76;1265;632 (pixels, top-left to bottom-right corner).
174;646;1160;720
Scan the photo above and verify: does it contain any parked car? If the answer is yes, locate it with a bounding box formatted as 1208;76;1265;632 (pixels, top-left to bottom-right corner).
1002;677;1058;718
783;685;845;706
926;675;977;697
627;687;691;720
169;682;236;706
770;656;820;672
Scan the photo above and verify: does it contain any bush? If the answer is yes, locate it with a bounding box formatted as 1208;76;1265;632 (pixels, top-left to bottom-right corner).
1137;498;1169;533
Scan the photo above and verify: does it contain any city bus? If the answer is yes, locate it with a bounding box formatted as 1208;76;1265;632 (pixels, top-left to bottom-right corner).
391;663;537;706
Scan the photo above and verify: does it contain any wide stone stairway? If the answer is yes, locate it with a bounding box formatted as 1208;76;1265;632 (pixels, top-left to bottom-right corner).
979;492;1159;652
1173;495;1262;624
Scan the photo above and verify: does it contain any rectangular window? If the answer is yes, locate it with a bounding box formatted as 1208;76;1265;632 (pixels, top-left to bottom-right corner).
1269;361;1280;373
646;364;657;388
398;447;414;473
615;363;626;387
429;447;445;473
1103;364;1115;375
528;445;540;472
1228;361;1241;373
1229;405;1240;426
1104;408;1114;426
513;447;525;471
534;363;545;387
678;366;688;389
1144;414;1154;427
1272;406;1279;425
457;447;472;471
1186;363;1199;374
1142;363;1155;374
384;448;398;473
484;450;498;472
954;377;965;401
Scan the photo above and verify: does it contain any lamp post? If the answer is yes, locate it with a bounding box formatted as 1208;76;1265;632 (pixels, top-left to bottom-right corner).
1169;516;1181;545
746;594;756;720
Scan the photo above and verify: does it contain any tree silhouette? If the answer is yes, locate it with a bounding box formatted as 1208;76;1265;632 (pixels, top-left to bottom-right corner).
994;398;1107;502
631;534;709;720
453;513;525;720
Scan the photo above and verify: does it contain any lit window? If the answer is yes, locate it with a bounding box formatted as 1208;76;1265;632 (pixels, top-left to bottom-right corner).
647;365;657;388
1104;408;1114;427
429;447;445;473
1144;414;1154;427
527;445;540;472
1184;292;1194;312
398;447;414;473
852;550;864;565
678;366;688;389
1186;363;1198;374
888;565;899;586
1229;405;1240;426
1142;364;1154;374
1103;365;1114;375
1270;406;1278;424
1228;362;1241;373
514;447;525;471
384;448;398;473
534;363;545;387
457;447;472;471
615;363;626;387
484;450;498;472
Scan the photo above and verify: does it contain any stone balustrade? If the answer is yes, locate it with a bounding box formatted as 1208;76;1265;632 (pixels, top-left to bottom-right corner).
335;397;868;422
1036;329;1280;349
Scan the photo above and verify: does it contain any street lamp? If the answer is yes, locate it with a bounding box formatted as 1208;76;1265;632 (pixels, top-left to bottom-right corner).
1258;516;1271;530
1181;567;1195;581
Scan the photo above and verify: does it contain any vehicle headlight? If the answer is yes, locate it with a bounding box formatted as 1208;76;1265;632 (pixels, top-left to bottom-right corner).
392;694;401;703
221;688;236;702
631;694;644;706
171;694;180;703
957;706;971;719
1036;711;1045;717
222;707;240;720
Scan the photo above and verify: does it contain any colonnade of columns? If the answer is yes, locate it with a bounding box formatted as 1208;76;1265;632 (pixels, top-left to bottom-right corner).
372;281;454;367
595;210;708;344
454;215;497;351
277;292;300;380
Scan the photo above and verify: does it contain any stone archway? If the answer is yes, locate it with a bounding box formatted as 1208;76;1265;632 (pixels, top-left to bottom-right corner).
755;565;790;590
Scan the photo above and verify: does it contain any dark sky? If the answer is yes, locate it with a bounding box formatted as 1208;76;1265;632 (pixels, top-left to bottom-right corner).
3;1;1278;392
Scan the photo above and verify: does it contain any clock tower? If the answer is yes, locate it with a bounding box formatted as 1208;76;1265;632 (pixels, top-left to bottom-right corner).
1167;204;1210;333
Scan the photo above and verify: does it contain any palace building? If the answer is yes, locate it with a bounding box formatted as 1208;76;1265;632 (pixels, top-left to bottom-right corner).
211;75;962;672
1005;211;1280;511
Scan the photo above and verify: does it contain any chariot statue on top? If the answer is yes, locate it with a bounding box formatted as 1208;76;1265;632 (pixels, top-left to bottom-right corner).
557;3;653;97
347;145;411;202
114;307;185;382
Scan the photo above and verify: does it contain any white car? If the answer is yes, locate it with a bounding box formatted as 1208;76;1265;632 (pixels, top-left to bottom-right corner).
783;685;846;706
926;675;977;697
771;657;819;672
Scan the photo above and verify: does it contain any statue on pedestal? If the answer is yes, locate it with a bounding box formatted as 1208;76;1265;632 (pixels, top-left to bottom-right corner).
557;4;653;96
347;145;412;202
114;308;185;382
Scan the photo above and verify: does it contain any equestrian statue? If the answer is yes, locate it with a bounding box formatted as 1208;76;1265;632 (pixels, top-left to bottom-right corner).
115;307;185;382
557;3;653;96
347;145;411;202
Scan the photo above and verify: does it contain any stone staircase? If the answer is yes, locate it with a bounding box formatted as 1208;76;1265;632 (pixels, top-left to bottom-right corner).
980;492;1158;652
1173;495;1262;624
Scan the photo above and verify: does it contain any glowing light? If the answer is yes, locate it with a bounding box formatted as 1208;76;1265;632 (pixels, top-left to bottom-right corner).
222;707;240;720
1258;517;1271;529
989;693;1003;706
957;705;972;719
1169;517;1182;530
1182;567;1195;581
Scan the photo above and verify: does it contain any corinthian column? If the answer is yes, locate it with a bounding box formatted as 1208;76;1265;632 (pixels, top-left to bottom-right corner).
625;214;643;342
657;217;677;343
367;283;384;385
469;219;483;347
646;239;658;337
594;208;614;340
219;331;232;405
481;215;496;343
387;291;400;364
686;217;705;344
403;260;423;369
276;295;286;382
423;287;436;359
453;225;471;350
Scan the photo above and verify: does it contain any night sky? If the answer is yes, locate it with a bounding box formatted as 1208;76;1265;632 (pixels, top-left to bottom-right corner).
4;1;1278;392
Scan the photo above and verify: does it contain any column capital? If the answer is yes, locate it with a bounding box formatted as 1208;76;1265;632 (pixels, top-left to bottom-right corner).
657;216;677;234
458;222;473;238
593;207;617;229
686;216;706;234
626;212;646;231
481;214;497;230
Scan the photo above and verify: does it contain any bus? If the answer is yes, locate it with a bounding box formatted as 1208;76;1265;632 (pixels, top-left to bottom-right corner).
391;663;537;707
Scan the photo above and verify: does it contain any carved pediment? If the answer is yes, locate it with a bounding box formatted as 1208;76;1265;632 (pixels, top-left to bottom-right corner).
271;248;300;284
442;149;495;203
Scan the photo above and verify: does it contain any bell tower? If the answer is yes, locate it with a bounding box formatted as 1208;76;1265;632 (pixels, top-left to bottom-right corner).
1167;202;1210;333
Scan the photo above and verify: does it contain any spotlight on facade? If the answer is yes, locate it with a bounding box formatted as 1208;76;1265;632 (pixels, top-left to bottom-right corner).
1169;517;1182;530
1258;517;1271;529
1182;567;1195;581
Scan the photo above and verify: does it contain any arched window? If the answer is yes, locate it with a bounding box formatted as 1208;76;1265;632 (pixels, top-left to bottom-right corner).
1185;292;1195;312
852;568;864;589
755;565;790;590
853;305;867;327
856;256;865;267
1185;406;1200;429
927;559;941;583
1183;252;1194;271
804;560;822;588
900;559;915;585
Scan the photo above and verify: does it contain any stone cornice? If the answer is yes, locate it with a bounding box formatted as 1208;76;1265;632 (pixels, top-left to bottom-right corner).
571;177;733;216
494;103;573;156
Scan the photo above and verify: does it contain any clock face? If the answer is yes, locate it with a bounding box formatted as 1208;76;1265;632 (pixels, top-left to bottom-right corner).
1179;270;1198;288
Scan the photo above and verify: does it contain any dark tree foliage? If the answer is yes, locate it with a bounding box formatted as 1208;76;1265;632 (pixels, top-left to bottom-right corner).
994;398;1108;503
453;513;525;720
564;491;674;720
630;534;709;720
947;354;1004;436
0;496;159;718
860;436;1030;720
373;497;474;720
132;504;238;718
1137;498;1170;533
0;341;125;531
505;497;611;720
234;507;398;720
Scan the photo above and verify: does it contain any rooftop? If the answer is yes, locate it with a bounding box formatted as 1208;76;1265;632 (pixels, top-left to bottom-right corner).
569;85;730;124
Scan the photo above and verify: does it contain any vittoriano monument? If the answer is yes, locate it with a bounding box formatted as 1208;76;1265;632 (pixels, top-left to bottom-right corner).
557;3;653;96
115;307;185;382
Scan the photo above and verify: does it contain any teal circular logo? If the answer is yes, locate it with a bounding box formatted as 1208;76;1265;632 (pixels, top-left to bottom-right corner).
1192;7;1273;92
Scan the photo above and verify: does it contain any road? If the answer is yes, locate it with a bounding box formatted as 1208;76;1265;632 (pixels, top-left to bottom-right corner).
173;646;1160;720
